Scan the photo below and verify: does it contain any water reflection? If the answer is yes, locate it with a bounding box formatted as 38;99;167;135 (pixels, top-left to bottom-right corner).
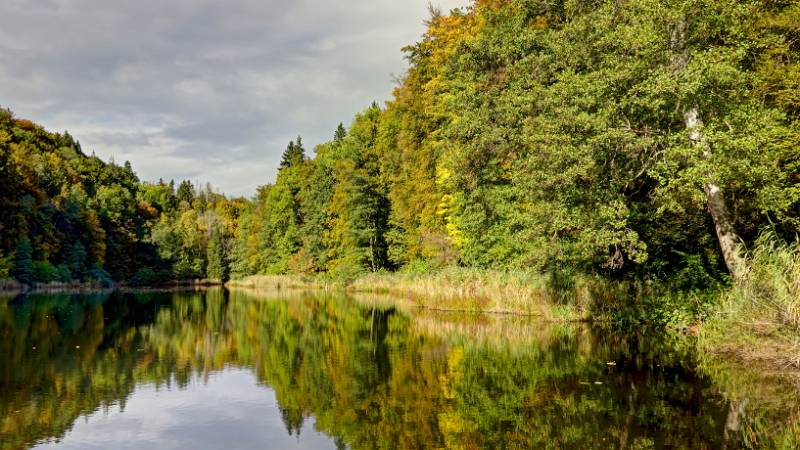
0;289;794;449
30;368;335;450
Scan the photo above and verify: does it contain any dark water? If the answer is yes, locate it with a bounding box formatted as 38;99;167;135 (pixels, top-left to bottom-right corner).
0;289;792;449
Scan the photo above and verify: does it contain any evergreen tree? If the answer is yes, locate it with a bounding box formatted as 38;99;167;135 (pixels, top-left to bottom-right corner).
63;241;87;279
0;248;11;278
279;136;306;169
12;238;33;285
176;180;194;206
334;123;346;143
206;228;227;281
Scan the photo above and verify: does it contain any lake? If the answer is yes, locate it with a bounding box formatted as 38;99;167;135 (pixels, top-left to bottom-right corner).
0;289;794;449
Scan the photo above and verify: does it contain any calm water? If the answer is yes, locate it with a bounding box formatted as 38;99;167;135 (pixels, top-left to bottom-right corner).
0;289;793;449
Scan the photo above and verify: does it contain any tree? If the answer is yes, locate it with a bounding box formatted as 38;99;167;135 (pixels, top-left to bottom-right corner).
206;227;227;281
176;180;195;207
0;248;12;278
63;241;87;279
12;237;33;285
326;105;392;275
334;123;347;143
279;136;306;169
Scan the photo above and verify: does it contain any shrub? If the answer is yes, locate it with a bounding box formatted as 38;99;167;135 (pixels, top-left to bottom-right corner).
701;231;800;368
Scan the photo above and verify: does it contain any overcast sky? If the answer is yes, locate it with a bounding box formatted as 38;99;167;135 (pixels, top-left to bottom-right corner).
0;0;469;197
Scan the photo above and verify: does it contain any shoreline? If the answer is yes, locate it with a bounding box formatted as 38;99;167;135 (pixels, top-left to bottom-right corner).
4;270;797;372
225;271;799;372
0;278;224;297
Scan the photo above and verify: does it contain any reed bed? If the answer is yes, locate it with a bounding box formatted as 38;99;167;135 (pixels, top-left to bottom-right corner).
348;267;590;321
226;274;339;291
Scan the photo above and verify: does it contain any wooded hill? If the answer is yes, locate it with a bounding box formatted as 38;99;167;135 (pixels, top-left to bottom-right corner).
1;0;798;288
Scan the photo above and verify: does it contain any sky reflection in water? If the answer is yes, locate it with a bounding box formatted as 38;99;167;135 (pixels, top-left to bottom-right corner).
0;289;789;449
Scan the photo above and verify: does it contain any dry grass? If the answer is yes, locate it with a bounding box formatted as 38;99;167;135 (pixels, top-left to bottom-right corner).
227;269;607;321
348;268;591;321
226;275;340;291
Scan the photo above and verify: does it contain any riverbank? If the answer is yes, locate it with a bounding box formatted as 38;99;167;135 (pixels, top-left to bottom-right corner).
227;270;591;321
699;236;800;370
227;239;800;372
0;277;224;297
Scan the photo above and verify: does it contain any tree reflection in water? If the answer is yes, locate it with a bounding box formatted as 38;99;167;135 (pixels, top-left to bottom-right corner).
0;289;796;449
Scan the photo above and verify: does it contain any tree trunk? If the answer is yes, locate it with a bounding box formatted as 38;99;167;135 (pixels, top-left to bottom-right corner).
684;108;746;280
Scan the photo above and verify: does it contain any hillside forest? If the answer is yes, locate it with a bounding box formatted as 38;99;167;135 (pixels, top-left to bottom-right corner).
1;0;798;291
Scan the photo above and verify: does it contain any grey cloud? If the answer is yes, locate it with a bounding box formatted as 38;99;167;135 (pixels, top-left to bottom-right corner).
0;0;469;197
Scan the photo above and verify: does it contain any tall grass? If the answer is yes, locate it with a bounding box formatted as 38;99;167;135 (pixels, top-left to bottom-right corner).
226;274;338;291
701;232;800;368
349;267;592;320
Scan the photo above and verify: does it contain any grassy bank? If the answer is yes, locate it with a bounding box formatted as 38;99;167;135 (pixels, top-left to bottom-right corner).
226;275;337;291
350;268;587;320
700;234;800;369
228;270;595;320
227;269;711;325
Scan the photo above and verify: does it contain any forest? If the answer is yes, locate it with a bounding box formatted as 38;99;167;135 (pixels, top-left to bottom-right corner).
1;0;798;297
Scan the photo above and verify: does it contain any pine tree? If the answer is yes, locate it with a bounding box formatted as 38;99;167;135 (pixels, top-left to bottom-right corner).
12;238;33;285
166;180;178;211
279;136;306;169
64;241;87;279
176;180;194;206
206;228;227;281
334;123;347;143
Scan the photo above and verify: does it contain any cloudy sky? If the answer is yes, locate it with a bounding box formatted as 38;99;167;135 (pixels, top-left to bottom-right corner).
0;0;469;196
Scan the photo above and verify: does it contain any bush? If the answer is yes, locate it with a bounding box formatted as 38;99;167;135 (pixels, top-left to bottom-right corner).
399;259;438;275
12;238;33;285
328;257;368;285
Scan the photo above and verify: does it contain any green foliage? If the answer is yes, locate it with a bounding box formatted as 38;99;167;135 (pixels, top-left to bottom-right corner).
128;268;170;286
1;0;799;294
279;136;306;169
0;250;11;279
85;266;114;287
63;241;86;278
214;0;798;285
206;228;227;281
176;180;194;207
32;261;59;283
12;238;33;285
